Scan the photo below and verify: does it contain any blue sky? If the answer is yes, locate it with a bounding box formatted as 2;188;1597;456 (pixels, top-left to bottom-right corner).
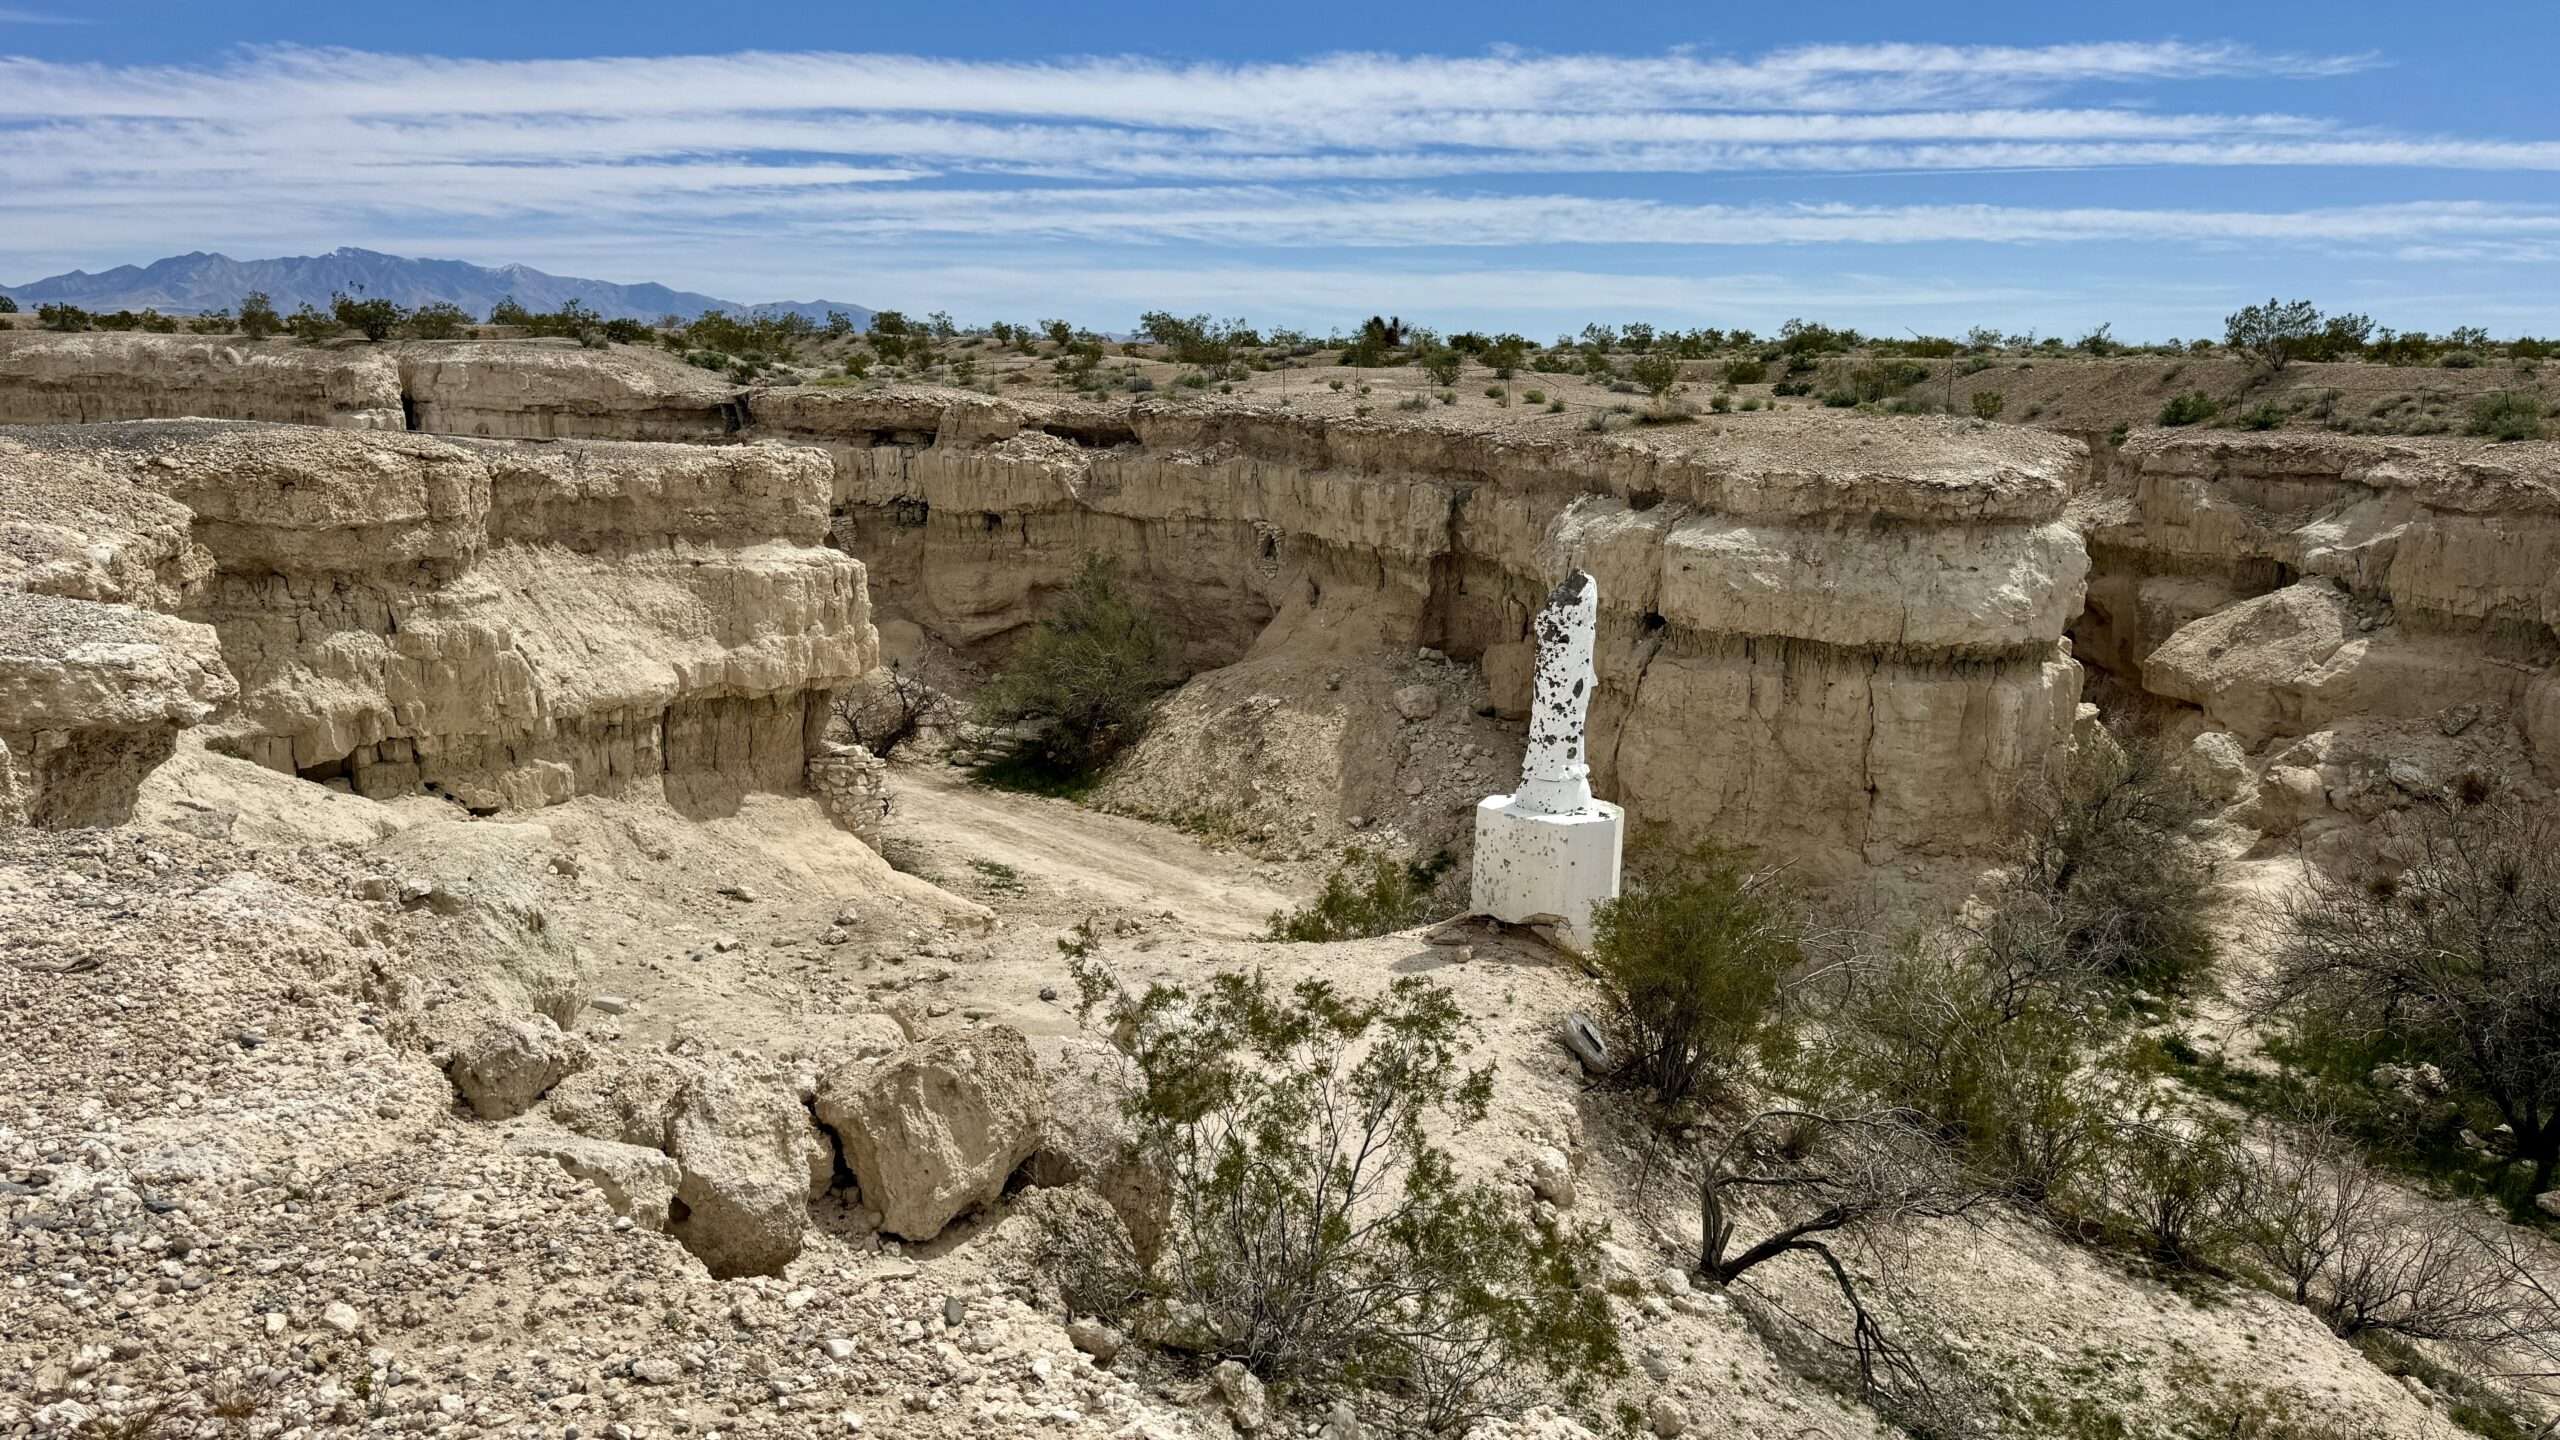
6;0;2558;337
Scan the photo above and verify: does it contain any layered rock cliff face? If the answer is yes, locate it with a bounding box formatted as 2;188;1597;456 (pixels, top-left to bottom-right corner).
785;398;2090;873
0;335;2101;871
2071;431;2560;854
0;333;739;440
0;332;407;429
0;420;873;824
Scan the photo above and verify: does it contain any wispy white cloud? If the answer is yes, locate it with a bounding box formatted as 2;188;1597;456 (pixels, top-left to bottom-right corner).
0;7;92;23
3;37;2556;327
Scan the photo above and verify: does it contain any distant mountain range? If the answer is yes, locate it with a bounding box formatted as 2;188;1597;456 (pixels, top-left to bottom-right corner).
0;248;872;327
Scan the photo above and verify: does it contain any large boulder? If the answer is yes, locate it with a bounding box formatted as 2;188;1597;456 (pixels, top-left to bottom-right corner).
814;1025;1046;1242
547;1050;826;1277
447;1015;575;1120
1025;1039;1171;1265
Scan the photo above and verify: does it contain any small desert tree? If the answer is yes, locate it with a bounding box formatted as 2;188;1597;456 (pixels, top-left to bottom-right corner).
2265;789;2560;1193
404;302;473;340
236;291;282;340
1071;964;1623;1433
2225;298;2325;372
975;555;1174;779
1822;935;2118;1203
2238;1111;2552;1351
1694;1107;1994;1407
330;290;407;342
831;658;957;758
1586;841;1803;1107
1627;352;1683;412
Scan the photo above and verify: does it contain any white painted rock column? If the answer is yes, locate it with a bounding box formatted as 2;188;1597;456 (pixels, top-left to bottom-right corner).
1471;570;1624;949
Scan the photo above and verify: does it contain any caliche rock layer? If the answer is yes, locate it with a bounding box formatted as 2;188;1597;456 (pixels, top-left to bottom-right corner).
0;421;876;822
2075;430;2560;852
814;1025;1047;1242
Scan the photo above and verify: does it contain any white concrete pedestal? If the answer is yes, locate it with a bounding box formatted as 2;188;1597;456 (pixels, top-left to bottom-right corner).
1471;794;1624;951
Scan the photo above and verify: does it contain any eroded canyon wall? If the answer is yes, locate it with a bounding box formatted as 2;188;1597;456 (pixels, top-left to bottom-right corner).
2073;430;2560;857
0;420;874;823
772;396;2090;873
0;335;2096;871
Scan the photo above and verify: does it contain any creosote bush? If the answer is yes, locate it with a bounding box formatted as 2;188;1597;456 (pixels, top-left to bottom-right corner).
330;291;406;341
1587;840;1803;1108
1067;963;1622;1435
2466;391;2544;441
2158;390;2220;426
1266;848;1455;941
974;555;1174;783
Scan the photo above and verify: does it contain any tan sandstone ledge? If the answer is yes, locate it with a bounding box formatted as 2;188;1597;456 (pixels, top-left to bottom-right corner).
0;420;876;823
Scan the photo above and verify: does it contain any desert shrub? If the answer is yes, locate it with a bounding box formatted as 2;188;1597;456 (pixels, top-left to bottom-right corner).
2266;791;2560;1193
1419;345;1463;387
1826;937;2116;1201
35;303;90;331
2466;391;2543;441
185;310;232;334
830;658;956;758
1739;397;1762;412
1777;316;1857;357
2158;390;2220;426
1587;842;1802;1107
1522;388;1545;404
1708;392;1731;412
1999;725;2219;994
1721;358;1767;385
0;294;15;313
1070;965;1623;1432
2100;1112;2250;1267
1138;310;1251;367
330;291;406;341
2236;1114;2554;1357
974;555;1174;780
236;291;282;340
2439;349;2482;369
1266;848;1454;942
1970;390;2006;419
2237;401;2287;431
284;304;341;343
